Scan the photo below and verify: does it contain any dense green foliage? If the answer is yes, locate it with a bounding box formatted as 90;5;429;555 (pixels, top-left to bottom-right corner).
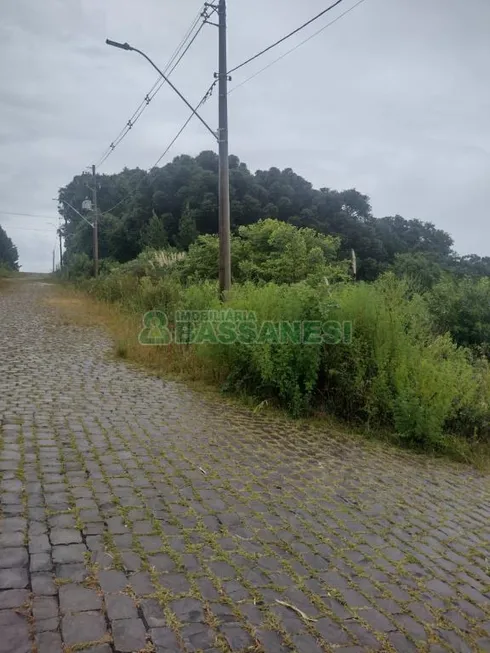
427;277;490;355
79;263;490;448
64;219;490;452
0;225;19;271
59;150;483;281
181;219;350;285
59;152;490;454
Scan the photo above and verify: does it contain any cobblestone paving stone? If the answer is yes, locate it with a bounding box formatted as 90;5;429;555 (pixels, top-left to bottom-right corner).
1;280;490;652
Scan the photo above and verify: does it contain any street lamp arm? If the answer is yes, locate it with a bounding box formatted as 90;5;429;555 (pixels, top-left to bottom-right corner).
105;38;218;142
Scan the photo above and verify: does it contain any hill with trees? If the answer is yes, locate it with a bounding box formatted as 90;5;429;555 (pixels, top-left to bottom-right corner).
58;151;488;281
56;156;490;455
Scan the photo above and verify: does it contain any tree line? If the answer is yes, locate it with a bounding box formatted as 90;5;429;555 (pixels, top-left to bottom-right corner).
59;150;489;281
0;225;19;271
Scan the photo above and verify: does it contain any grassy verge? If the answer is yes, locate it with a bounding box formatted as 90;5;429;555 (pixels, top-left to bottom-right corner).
45;286;220;384
0;272;13;291
45;283;490;469
0;267;11;287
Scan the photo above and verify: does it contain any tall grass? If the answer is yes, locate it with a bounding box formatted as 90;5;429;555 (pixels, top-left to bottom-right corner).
321;276;483;446
73;269;490;452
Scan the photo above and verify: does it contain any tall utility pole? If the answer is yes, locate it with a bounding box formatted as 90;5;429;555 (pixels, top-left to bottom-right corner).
91;164;99;276
52;248;55;273
218;0;231;295
105;2;232;293
58;229;63;268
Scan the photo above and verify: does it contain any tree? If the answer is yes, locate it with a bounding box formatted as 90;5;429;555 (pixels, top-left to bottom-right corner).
180;219;347;285
0;225;19;270
58;150;472;282
428;277;490;354
140;211;168;250
177;203;198;249
393;252;443;291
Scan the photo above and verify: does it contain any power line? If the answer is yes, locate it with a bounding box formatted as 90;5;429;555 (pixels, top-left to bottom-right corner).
151;81;217;169
96;24;206;169
95;7;204;168
4;226;56;233
0;210;54;220
228;0;344;75
95;5;210;170
77;0;363;224
100;81;217;217
63;0;365;226
229;0;367;95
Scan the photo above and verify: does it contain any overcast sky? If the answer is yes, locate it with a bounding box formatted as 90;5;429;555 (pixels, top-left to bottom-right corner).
1;0;489;271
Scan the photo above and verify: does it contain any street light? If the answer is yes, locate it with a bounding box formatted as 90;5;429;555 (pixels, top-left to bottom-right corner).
105;39;217;141
105;19;232;296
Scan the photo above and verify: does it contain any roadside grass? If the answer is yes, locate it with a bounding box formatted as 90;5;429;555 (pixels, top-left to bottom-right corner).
0;271;48;290
44;283;490;470
0;274;14;291
0;267;11;288
44;287;220;384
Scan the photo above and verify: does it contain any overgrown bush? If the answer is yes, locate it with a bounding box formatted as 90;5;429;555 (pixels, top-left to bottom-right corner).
63;252;94;280
195;274;487;444
74;254;490;450
321;275;483;445
427;276;490;355
198;282;327;415
392;251;443;291
84;273;182;315
180;219;350;285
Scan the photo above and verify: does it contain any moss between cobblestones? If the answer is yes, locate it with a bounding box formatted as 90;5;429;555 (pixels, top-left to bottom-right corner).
2;280;490;653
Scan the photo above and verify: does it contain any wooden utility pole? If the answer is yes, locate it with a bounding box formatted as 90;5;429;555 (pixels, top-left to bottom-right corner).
58;229;63;268
91;164;99;276
105;5;232;293
218;0;231;296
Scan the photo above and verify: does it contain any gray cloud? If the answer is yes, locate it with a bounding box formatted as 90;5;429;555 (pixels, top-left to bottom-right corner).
1;0;489;270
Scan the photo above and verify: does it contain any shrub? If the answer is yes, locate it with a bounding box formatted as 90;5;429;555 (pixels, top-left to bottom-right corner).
198;282;327;415
74;262;490;450
85;273;183;316
179;219;350;285
392;251;443;291
322;274;482;445
64;252;93;280
427;276;490;354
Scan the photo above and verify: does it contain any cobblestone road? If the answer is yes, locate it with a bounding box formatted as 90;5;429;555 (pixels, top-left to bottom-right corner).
1;281;490;653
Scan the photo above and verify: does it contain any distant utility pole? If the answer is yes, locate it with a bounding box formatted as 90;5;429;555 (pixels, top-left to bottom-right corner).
58;229;63;268
91;164;99;276
52;248;55;273
217;0;231;295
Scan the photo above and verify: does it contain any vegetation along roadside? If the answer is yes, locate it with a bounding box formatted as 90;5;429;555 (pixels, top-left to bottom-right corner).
50;155;490;467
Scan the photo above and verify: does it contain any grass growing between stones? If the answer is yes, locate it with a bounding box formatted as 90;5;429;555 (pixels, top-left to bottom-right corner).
4;277;490;653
